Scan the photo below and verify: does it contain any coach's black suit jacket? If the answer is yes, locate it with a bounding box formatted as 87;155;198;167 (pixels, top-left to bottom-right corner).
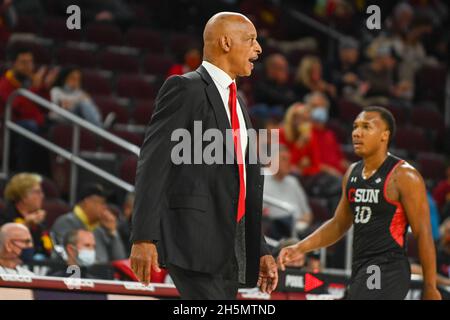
131;65;270;287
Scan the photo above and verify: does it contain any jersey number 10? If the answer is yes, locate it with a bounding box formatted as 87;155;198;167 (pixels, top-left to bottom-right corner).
354;206;372;224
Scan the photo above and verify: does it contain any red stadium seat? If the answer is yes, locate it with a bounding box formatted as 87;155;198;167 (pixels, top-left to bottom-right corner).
42;199;71;229
82;71;112;96
49;124;98;151
132;99;154;125
337;99;363;123
416;152;446;181
98;51;140;73
125;27;164;53
41;176;61;199
13;15;36;33
394;126;430;153
92;96;130;124
42;17;83;42
85;23;123;47
119;155;138;185
415;65;447;106
102;130;143;154
143;54;173;76
169;33;199;56
116;74;157;100
411;107;445;131
385;105;409;126
56;47;97;69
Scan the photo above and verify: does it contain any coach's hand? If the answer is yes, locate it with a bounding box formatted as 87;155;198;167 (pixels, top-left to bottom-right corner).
130;242;161;285
258;255;278;294
277;243;304;271
422;285;442;300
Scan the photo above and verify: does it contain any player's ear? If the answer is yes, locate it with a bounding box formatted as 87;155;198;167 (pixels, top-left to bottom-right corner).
219;35;231;53
381;129;389;144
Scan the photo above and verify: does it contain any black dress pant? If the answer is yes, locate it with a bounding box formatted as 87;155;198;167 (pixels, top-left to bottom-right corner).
167;254;240;300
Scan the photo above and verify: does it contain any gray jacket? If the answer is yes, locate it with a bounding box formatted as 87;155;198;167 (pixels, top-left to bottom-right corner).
51;211;126;264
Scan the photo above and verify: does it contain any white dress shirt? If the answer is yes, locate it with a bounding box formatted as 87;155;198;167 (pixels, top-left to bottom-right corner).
202;60;248;192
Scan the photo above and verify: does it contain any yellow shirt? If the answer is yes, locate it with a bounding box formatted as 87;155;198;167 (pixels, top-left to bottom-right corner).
73;205;98;231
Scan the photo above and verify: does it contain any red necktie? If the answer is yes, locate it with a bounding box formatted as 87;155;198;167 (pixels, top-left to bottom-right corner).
228;82;245;222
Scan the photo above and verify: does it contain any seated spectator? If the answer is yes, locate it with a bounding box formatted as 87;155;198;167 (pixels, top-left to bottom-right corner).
50;229;97;279
305;92;348;176
294;55;336;101
1;173;53;261
279;103;321;176
51;184;126;264
433;164;450;220
326;37;363;100
50;67;104;127
263;145;313;240
167;48;201;77
358;45;412;105
0;46;57;173
117;192;134;256
254;53;297;110
0;223;35;275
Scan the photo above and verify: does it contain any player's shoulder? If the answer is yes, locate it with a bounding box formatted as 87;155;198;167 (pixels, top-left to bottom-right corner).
391;159;424;185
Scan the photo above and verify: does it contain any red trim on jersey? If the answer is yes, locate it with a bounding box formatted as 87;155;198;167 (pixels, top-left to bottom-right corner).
384;160;408;247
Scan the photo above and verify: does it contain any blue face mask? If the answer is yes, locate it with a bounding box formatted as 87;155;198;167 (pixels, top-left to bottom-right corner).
311;107;329;123
19;247;35;264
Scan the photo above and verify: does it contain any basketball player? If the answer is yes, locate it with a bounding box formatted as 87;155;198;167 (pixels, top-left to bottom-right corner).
278;106;441;300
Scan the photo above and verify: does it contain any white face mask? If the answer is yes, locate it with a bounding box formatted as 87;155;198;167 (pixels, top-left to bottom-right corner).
77;249;96;267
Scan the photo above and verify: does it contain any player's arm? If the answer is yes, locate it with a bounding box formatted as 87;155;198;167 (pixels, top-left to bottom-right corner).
396;164;442;300
278;164;355;270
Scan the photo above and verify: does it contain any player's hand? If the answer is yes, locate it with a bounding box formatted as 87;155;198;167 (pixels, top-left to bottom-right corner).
257;255;278;294
422;286;442;300
130;242;161;286
277;243;304;271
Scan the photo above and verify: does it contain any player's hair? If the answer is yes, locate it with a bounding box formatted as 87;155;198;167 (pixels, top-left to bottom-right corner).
364;106;396;147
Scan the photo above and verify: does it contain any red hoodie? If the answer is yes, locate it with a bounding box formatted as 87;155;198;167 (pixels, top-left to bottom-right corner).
0;70;47;126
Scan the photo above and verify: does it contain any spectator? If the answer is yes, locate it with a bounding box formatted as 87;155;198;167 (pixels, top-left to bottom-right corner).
305;91;348;176
263;145;313;240
326;37;363;100
0;223;35;275
117;192;134;256
437;218;450;280
51;184;126;264
50;229;97;279
428;191;441;242
0;46;57;173
1;173;53;260
167;48;201;77
432;164;450;219
50;67;104;127
254;53;297;110
359;45;411;104
294;55;336;101
279;102;321;176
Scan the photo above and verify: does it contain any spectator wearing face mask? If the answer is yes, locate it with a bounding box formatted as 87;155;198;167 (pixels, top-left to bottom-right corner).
50;229;97;279
1;173;53;261
0;223;35;275
305;92;348;177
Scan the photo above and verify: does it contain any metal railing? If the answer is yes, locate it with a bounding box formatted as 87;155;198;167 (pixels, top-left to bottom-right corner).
1;89;139;205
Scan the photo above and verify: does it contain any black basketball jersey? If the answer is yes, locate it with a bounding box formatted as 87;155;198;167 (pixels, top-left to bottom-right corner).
346;154;409;262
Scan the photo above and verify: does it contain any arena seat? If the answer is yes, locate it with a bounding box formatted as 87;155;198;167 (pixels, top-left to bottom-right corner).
56;47;97;69
102;130;143;154
327;119;349;144
42;199;71;228
125;27;165;53
116;74;157;100
92;96;130;124
416;152;446;182
169;33;199;56
41;176;61;199
411;106;445;131
394;126;430;153
42;17;83;42
143;53;174;77
85;23;124;47
309;197;331;225
119;155;138;185
82;71;113;96
49;124;98;151
337;99;363;123
98;51;140;73
132;100;154;125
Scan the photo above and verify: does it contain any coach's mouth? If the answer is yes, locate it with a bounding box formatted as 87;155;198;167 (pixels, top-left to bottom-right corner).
249;56;258;68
